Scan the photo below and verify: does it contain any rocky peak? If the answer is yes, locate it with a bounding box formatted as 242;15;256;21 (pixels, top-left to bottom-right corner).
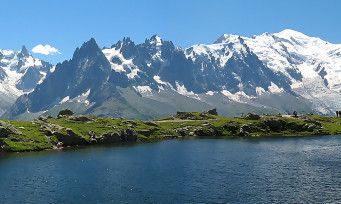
214;34;241;44
145;35;163;48
72;37;103;60
17;45;31;58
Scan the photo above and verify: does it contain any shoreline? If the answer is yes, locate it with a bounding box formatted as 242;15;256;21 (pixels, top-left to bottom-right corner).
1;111;341;152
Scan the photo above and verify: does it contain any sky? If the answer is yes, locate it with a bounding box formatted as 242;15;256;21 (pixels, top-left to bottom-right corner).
1;0;341;64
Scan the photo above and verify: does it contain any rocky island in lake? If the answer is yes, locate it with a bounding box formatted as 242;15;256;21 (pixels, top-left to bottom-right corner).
1;109;341;152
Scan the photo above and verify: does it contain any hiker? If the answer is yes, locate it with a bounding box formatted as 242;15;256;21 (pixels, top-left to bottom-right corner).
57;142;63;149
293;111;297;117
336;111;339;118
89;131;95;139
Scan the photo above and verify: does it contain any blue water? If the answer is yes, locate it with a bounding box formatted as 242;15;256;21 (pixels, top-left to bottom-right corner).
0;136;340;203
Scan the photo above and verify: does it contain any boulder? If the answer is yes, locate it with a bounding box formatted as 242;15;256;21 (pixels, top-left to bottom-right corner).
39;115;53;121
244;113;261;120
262;118;286;132
57;109;74;118
223;124;239;134
239;124;251;136
304;124;317;132
206;108;218;116
54;128;88;146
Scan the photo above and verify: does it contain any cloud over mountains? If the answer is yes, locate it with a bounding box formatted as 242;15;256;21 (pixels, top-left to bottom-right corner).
32;44;61;55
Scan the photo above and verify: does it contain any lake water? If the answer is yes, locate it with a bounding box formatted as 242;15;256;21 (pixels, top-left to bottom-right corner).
0;136;340;203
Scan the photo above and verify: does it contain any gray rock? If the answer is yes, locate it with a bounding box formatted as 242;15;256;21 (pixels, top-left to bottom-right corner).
97;129;138;144
54;129;88;146
244;113;261;120
239;124;251;136
0;127;13;138
175;112;195;120
262;118;286;132
0;122;23;138
304;124;317;132
68;115;94;122
206;108;218;116
120;129;138;142
97;132;121;144
39;115;53;120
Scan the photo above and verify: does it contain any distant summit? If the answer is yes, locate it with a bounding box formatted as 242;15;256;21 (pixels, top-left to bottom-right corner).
0;46;53;116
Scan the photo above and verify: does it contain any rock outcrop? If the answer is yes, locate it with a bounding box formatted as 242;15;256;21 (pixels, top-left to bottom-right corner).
0;121;23;137
262;118;286;132
96;129;138;144
53;128;88;146
244;113;261;120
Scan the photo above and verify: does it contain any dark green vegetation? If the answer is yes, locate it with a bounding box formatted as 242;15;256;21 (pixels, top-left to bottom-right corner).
1;110;341;152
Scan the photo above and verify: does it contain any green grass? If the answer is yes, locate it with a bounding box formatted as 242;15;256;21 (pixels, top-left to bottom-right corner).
1;120;53;151
1;113;341;152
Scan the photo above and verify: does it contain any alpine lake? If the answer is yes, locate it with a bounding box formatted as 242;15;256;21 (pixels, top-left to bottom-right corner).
0;135;340;203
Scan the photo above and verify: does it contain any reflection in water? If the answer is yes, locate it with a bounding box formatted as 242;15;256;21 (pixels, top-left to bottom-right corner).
0;136;340;203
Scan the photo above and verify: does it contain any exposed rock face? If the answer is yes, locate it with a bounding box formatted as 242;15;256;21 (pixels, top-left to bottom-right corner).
97;132;121;144
96;129;138;144
120;129;138;142
0;127;13;138
0;121;22;137
53;128;88;146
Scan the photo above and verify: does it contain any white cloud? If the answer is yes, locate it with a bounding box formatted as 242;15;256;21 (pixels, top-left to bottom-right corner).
32;44;61;55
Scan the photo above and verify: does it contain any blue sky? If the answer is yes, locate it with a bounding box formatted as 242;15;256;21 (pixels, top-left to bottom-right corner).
1;0;341;64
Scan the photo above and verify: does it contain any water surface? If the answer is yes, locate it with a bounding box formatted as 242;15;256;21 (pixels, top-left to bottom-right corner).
0;136;340;203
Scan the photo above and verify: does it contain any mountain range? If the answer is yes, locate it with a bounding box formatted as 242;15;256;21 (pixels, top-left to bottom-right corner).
0;46;53;116
2;29;341;120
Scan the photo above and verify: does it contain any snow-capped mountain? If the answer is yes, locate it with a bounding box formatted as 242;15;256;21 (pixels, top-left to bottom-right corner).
4;30;341;120
242;29;341;114
0;46;53;115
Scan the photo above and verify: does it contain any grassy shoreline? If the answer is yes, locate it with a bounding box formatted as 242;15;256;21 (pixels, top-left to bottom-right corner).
1;111;341;152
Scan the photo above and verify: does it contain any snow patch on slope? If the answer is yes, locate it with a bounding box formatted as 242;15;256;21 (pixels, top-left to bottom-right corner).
134;86;152;93
59;89;92;106
102;47;140;79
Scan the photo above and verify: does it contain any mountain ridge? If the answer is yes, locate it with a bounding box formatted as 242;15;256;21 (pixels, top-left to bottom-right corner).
3;29;340;120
